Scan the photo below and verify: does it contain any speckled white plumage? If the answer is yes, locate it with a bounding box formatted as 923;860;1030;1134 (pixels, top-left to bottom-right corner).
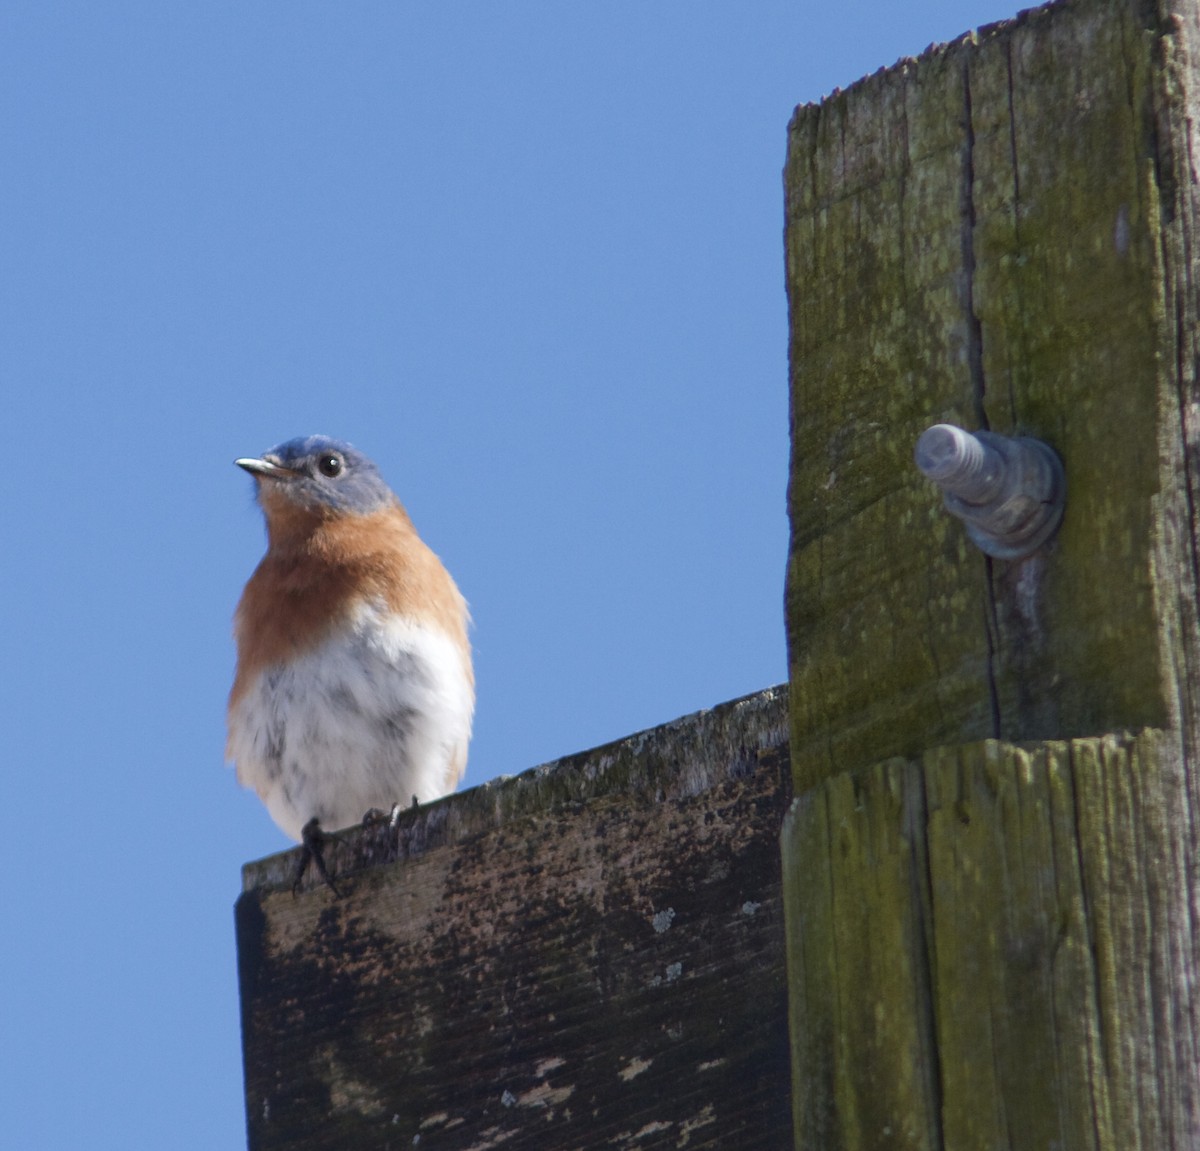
229;601;473;841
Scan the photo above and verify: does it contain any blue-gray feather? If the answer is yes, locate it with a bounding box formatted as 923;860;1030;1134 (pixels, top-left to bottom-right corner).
261;435;396;515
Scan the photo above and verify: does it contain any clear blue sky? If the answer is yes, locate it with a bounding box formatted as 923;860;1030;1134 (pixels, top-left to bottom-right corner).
4;3;1008;1146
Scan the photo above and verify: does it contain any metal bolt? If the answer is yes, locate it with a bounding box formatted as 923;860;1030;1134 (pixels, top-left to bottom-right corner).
914;423;1065;559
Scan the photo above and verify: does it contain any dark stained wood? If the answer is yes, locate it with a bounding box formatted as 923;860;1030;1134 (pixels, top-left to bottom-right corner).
237;687;792;1151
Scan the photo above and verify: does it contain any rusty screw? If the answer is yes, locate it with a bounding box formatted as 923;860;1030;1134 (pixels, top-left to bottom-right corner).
915;423;1065;559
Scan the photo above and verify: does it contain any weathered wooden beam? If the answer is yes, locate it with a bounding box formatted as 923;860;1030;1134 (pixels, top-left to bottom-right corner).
783;733;1196;1149
237;687;791;1150
783;0;1200;1147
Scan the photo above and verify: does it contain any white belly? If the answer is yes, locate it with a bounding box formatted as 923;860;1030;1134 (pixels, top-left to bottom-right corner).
228;604;473;841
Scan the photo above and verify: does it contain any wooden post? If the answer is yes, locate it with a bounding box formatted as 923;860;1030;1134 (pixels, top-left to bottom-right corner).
235;687;792;1150
782;0;1200;1147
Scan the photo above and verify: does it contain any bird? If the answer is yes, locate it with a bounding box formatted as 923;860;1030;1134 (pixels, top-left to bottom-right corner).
226;435;473;889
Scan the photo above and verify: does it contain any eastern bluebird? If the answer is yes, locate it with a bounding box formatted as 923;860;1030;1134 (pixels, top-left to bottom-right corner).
227;435;474;878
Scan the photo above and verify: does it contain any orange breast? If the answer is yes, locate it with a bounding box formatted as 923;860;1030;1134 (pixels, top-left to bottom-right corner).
228;504;471;713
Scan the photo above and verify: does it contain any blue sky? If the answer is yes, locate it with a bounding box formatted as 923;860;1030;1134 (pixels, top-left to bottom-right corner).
4;3;1008;1146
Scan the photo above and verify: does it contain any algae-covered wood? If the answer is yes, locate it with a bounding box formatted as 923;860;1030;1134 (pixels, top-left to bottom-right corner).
784;0;1200;794
237;688;792;1151
783;1;1200;1148
782;758;940;1148
783;732;1198;1149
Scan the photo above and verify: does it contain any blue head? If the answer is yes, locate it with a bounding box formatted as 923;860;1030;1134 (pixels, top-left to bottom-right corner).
235;435;396;517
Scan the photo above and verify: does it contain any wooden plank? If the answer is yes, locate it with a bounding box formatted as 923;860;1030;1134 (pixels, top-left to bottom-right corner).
785;33;997;793
237;687;793;1151
783;0;1200;795
967;0;1169;741
782;730;1198;1150
783;1;1200;1147
782;758;940;1150
923;739;1101;1148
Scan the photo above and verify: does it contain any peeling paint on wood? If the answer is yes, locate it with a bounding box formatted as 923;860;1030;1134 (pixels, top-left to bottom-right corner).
237;687;792;1150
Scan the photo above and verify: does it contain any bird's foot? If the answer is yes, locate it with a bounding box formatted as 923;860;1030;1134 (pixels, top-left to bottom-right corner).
362;796;417;830
293;817;344;899
358;800;410;866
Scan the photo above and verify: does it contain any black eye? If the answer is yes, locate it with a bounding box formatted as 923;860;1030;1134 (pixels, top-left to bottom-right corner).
317;453;344;478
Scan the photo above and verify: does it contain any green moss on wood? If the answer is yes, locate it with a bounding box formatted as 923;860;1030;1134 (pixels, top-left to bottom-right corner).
784;0;1180;796
782;729;1193;1150
784;1;1200;1147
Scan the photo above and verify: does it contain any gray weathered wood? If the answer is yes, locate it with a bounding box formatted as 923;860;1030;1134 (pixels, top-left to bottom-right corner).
237;687;791;1151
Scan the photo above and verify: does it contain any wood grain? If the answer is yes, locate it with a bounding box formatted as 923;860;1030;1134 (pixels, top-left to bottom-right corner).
784;1;1200;1147
783;0;1198;793
783;732;1198;1150
237;687;792;1151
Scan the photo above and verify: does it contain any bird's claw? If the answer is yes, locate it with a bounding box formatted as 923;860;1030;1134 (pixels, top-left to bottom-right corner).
293;817;344;899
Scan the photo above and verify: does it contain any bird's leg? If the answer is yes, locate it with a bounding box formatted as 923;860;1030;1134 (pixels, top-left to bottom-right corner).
293;817;344;899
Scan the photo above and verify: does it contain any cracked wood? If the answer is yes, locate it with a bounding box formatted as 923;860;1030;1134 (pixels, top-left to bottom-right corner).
784;0;1188;793
783;1;1200;1148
